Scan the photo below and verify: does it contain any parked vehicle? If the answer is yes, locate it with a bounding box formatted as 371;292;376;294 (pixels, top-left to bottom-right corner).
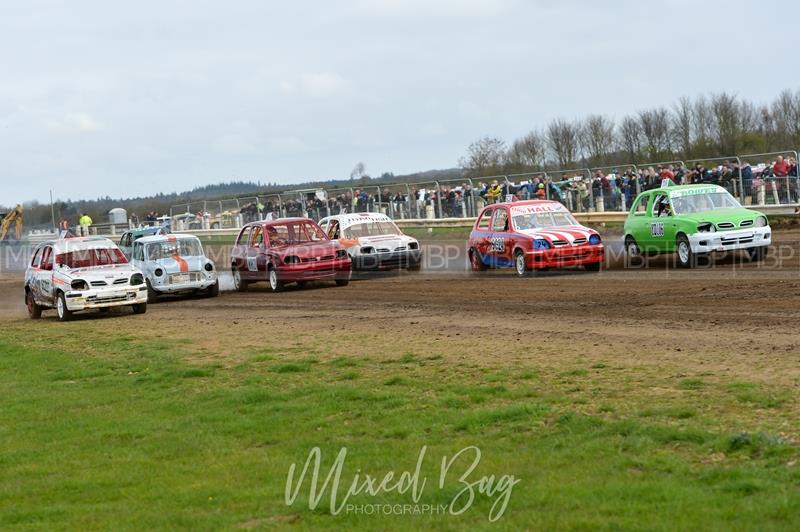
131;234;218;301
467;200;604;276
318;213;422;271
24;236;148;321
231;218;351;292
624;183;771;267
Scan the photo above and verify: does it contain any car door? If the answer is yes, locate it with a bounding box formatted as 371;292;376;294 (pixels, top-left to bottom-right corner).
232;226;251;276
489;206;513;267
646;192;673;252
471;207;494;265
626;192;650;248
244;225;265;280
37;246;56;306
131;241;145;271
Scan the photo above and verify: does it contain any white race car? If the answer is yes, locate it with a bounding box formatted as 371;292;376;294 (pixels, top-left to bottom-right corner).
24;236;149;321
318;213;422;270
131;234;219;301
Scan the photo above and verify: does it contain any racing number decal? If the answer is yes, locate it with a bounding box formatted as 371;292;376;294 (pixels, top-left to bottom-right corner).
246;256;257;271
490;237;505;252
650;222;665;237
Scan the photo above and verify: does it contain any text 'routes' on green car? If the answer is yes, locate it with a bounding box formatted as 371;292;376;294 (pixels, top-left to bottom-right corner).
623;182;771;268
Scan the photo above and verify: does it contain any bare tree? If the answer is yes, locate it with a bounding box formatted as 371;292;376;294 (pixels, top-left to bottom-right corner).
581;114;615;166
692;95;714;156
617;115;643;163
671;96;693;159
506;130;546;171
709;92;742;154
638;107;671;160
459;136;507;176
546;118;581;167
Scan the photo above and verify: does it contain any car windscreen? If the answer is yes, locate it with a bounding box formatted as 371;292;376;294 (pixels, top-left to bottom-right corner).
146;238;203;260
267;222;327;247
512;211;578;230
56;247;128;268
670;191;740;214
342;221;402;239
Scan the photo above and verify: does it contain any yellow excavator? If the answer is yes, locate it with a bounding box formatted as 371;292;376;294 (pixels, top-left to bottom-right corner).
0;204;23;242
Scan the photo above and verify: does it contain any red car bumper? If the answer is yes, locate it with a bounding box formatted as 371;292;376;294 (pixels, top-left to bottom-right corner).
277;258;351;282
527;244;604;269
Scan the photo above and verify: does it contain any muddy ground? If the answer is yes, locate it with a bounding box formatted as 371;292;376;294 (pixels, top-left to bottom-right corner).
2;230;800;402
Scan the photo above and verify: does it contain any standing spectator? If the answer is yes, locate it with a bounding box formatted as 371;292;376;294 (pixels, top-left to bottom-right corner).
78;212;93;236
773;156;790;177
741;161;755;204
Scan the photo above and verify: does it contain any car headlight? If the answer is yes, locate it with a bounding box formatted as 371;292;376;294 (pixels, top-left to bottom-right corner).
130;273;144;286
154;268;164;277
408;241;419;250
361;246;374;254
204;262;214;271
284;256;300;264
336;249;348;258
71;279;88;291
697;222;715;233
756;216;768;227
588;234;601;245
533;239;550;250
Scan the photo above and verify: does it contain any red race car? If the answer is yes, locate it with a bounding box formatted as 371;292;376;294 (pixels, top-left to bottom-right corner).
231;218;351;292
467;200;604;276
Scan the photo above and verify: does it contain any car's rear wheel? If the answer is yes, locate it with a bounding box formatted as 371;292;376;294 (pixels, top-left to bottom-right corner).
132;302;147;314
232;267;248;292
469;248;487;272
26;291;42;319
748;245;768;262
676;234;695;268
624;236;640;258
56;292;73;322
514;250;531;277
268;267;284;292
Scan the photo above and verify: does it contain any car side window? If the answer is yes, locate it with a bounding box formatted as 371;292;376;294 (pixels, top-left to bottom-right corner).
327;220;340;240
635;194;649;215
652;194;670;217
491;209;509;232
477;209;493;230
41;247;54;271
30;247;43;268
251;226;263;247
236;227;251;247
133;242;144;261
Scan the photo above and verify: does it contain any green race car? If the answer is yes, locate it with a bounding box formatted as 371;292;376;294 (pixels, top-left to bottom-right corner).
623;183;771;268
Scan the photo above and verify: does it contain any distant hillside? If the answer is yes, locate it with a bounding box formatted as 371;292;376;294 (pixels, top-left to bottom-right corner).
14;168;461;229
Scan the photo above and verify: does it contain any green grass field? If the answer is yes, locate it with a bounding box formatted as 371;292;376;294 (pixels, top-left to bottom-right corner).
1;323;798;530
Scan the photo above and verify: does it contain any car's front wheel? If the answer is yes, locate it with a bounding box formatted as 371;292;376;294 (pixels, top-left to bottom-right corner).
26;291;42;319
132;302;147;314
146;279;159;302
514;250;531;277
585;261;602;272
206;279;220;297
676;234;695;268
232;267;248;292
268;267;284;292
56;292;73;322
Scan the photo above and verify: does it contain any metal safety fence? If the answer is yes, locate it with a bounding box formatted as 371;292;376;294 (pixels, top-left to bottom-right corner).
166;151;799;227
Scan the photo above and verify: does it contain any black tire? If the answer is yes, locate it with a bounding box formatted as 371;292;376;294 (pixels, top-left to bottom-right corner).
335;278;349;287
232;267;248;292
26;290;42;319
207;280;220;297
296;281;308;289
748;246;768;262
469;248;487;272
132;302;147;314
56;292;73;322
676;234;695;268
406;262;422;272
585;261;602;272
267;267;284;292
624;236;640;258
146;279;159;302
514;249;531;277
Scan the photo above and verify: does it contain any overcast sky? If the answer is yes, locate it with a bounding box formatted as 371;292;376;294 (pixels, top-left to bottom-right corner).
3;0;799;203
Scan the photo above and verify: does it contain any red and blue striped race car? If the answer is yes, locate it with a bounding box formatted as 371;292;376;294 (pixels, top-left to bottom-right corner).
467;200;604;276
